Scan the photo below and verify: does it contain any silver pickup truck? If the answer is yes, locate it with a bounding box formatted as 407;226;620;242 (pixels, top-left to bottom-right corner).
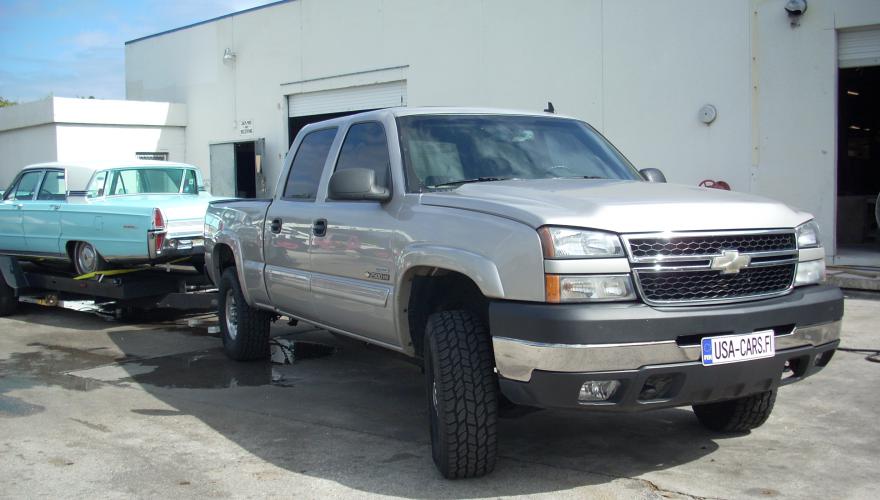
204;108;843;479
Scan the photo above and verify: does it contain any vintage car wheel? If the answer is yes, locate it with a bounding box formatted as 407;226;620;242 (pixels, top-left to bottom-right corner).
73;241;109;276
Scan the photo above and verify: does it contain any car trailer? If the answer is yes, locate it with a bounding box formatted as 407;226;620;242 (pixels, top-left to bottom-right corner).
0;255;218;319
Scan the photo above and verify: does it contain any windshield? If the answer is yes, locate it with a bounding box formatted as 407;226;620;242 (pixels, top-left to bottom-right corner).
397;115;642;191
86;168;199;197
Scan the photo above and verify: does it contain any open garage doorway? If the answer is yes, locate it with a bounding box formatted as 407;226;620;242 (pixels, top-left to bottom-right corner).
209;139;265;198
286;80;407;148
836;66;880;266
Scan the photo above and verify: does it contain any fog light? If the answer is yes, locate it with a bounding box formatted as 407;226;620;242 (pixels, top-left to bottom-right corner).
578;380;621;402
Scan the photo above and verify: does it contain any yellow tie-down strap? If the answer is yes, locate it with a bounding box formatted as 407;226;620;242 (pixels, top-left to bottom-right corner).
73;257;191;281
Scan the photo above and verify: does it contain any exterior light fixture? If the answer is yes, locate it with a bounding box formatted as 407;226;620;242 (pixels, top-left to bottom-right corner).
223;48;237;62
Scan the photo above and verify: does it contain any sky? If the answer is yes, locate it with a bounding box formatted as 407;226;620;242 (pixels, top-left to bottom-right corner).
0;0;278;103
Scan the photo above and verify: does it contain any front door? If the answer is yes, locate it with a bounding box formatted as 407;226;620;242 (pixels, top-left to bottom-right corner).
23;169;66;255
263;127;338;319
0;170;44;253
308;121;398;347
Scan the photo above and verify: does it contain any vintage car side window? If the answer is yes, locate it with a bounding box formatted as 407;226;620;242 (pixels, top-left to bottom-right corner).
283;127;337;201
182;170;198;194
334;122;391;190
86;171;108;198
37;170;67;200
13;171;43;201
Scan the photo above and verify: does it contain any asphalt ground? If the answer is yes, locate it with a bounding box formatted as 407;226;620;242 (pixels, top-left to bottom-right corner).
0;295;877;499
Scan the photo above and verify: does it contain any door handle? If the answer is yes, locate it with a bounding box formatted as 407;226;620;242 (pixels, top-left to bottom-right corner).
14;203;23;209
312;218;327;237
270;218;282;234
50;204;61;210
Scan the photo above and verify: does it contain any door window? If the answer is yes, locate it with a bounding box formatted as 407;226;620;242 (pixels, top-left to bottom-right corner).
37;171;67;200
334;122;391;189
282;128;337;200
12;171;43;201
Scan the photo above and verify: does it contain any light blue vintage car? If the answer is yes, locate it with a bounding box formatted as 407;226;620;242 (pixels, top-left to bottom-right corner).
0;160;220;275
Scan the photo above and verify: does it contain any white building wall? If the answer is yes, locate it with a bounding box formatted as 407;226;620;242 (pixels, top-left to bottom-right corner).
0;96;187;189
125;0;880;257
0;124;56;189
54;125;186;163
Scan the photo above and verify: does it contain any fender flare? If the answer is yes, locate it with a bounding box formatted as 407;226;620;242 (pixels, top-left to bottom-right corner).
397;244;505;298
209;235;256;306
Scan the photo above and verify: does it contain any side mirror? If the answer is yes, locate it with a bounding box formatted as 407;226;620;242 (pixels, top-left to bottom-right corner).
328;168;390;202
640;168;667;183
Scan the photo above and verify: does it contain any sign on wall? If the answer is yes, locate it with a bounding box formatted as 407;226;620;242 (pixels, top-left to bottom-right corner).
239;119;253;136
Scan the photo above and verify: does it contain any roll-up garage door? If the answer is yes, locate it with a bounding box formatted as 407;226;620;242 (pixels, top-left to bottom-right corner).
288;80;407;117
839;27;880;68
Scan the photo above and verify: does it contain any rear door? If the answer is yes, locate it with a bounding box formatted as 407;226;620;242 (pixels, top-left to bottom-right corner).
263;127;338;318
309;121;399;347
23;169;66;255
0;170;44;253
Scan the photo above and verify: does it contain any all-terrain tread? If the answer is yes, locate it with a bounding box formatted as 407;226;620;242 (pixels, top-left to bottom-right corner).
426;310;498;479
219;268;271;361
693;389;777;433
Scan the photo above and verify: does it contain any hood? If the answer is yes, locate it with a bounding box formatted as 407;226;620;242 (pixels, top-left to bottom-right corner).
420;179;811;233
97;194;222;221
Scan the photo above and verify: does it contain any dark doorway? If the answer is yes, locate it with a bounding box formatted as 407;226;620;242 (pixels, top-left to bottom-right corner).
234;141;257;198
288;109;378;147
837;67;880;261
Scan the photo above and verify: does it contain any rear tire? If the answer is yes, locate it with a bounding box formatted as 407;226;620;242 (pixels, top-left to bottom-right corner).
218;268;271;361
424;310;498;479
73;241;109;275
0;277;17;316
693;389;777;433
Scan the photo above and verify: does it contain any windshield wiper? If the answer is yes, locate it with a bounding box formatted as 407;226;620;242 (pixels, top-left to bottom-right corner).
427;176;514;188
554;175;605;180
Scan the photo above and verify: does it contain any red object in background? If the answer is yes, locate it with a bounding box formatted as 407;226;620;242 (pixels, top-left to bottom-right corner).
699;179;731;190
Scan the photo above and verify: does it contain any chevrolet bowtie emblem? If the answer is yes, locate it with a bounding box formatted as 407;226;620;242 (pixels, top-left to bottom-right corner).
710;250;751;274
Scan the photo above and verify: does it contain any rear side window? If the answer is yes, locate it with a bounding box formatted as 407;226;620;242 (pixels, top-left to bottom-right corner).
37;170;67;200
283;128;337;200
12;171;43;200
335;122;391;189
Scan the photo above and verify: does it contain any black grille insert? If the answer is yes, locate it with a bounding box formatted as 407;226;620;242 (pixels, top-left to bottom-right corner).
636;264;795;304
628;233;796;259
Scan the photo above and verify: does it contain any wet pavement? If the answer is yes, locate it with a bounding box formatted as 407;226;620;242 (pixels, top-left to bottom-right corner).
0;298;878;499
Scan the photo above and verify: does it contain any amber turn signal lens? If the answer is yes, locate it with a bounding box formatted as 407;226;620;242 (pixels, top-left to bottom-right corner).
545;274;561;303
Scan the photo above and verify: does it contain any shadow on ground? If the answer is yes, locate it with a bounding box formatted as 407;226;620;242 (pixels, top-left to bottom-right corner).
0;308;723;497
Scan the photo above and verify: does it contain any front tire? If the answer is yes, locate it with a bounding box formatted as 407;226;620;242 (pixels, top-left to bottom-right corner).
218;268;271;361
693;389;777;433
73;241;109;275
424;310;498;479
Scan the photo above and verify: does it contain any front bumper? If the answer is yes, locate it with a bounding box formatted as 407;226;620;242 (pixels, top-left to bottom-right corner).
490;284;843;410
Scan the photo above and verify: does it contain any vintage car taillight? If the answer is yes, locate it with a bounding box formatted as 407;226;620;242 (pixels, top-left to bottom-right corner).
152;208;166;230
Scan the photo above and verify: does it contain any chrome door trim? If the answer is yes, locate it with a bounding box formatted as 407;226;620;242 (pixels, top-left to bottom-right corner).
265;265;311;291
310;272;390;308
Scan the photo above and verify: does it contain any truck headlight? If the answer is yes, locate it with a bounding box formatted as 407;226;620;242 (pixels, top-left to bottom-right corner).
796;220;821;248
795;260;825;286
539;227;624;259
545;274;637;303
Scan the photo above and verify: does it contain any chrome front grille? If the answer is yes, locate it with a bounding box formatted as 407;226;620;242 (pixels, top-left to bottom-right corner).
623;230;798;306
628;233;796;260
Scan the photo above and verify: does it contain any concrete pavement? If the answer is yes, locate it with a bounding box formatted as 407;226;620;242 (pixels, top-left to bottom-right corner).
0;296;877;499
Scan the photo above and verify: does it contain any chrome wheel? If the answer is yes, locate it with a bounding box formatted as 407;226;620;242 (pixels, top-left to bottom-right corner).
225;289;239;340
75;242;98;274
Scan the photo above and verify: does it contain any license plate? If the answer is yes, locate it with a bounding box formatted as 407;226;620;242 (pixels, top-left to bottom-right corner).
701;330;775;366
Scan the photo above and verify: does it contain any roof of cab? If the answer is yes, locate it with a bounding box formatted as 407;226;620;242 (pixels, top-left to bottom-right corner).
297;106;581;135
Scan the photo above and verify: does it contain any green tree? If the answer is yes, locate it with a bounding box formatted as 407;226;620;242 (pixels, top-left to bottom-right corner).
0;97;16;108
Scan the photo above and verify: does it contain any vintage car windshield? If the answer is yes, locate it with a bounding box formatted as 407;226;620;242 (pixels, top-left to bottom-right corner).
397;115;643;191
86;168;199;197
